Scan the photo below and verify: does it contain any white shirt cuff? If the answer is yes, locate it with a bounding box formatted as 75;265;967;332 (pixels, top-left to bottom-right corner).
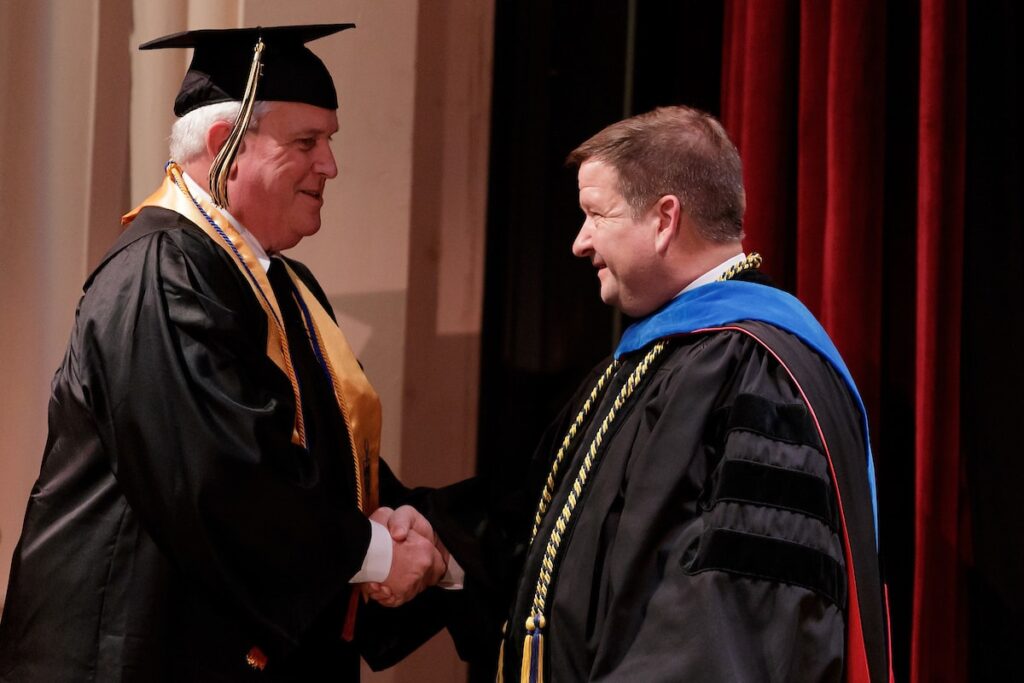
438;555;465;590
349;520;393;583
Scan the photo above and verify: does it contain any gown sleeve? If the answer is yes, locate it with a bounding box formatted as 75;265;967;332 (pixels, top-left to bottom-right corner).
583;331;848;682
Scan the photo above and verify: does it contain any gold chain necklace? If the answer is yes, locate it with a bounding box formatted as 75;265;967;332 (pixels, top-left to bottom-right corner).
718;251;762;281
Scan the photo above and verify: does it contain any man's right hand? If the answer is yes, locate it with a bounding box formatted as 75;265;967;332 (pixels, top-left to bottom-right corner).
369;528;446;607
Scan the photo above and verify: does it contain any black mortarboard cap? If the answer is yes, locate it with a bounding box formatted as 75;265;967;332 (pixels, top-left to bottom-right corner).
139;24;354;116
140;24;353;207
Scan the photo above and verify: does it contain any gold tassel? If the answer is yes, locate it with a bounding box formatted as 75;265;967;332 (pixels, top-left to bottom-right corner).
496;621;507;683
519;634;532;683
519;615;545;683
209;36;265;207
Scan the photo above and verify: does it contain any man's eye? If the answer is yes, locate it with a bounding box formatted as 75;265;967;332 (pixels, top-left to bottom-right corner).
297;138;316;150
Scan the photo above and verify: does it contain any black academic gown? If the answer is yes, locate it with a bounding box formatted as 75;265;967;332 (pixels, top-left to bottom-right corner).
0;207;450;682
428;278;887;682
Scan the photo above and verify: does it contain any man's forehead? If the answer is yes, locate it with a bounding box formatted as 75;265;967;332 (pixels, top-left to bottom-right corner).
577;159;624;208
266;102;339;133
577;158;619;188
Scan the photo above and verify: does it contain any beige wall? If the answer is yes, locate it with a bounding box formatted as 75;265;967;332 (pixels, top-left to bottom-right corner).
0;1;492;681
0;0;133;613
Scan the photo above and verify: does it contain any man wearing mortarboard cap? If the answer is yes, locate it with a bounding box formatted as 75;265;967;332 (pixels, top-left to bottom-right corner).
0;24;475;681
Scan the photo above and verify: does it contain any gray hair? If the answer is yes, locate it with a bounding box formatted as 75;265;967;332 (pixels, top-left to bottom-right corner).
169;101;272;163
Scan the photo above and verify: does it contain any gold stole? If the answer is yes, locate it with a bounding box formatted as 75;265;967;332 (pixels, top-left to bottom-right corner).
122;162;380;512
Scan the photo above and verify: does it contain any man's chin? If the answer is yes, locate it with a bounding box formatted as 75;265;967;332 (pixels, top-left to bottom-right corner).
289;220;322;246
275;229;314;252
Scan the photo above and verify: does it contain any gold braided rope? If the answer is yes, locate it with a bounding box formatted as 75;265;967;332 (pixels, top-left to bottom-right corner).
523;341;667;646
525;251;760;546
529;360;619;541
529;341;665;618
718;251;762;281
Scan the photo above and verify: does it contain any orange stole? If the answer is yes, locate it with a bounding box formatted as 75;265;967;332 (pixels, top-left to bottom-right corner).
122;162;380;512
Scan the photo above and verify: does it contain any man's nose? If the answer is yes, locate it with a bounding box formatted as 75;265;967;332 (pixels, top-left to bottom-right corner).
316;142;338;178
571;219;593;258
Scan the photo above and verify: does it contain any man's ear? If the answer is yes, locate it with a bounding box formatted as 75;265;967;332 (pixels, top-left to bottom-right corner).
205;120;233;160
205;120;242;179
653;194;682;255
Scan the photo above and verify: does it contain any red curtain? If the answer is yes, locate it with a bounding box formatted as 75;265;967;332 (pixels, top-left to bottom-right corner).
722;0;885;423
913;0;967;680
722;0;967;680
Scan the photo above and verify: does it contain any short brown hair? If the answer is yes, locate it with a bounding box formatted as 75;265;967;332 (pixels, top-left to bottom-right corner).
567;106;745;243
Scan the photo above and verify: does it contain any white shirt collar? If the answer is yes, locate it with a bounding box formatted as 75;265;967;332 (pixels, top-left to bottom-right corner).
181;171;273;273
677;252;748;297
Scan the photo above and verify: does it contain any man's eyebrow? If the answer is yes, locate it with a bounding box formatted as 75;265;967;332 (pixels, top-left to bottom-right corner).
292;127;335;137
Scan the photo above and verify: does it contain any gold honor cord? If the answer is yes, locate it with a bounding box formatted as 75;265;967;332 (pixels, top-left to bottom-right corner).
530;360;619;541
209;37;265;208
500;359;618;683
516;341;668;683
122;165;381;513
283;263;381;512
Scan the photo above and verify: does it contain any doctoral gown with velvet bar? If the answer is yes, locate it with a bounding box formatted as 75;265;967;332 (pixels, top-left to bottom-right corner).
427;277;888;682
0;206;458;682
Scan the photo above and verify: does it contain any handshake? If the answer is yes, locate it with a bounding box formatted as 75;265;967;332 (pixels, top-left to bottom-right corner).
361;505;453;608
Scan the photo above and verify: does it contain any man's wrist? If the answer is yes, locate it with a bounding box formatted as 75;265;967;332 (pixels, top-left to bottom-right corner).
348;519;393;583
438;555;465;590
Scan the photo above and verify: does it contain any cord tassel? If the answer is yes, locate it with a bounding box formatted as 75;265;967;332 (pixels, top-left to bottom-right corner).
496;621;507;683
520;615;545;683
209;35;265;207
